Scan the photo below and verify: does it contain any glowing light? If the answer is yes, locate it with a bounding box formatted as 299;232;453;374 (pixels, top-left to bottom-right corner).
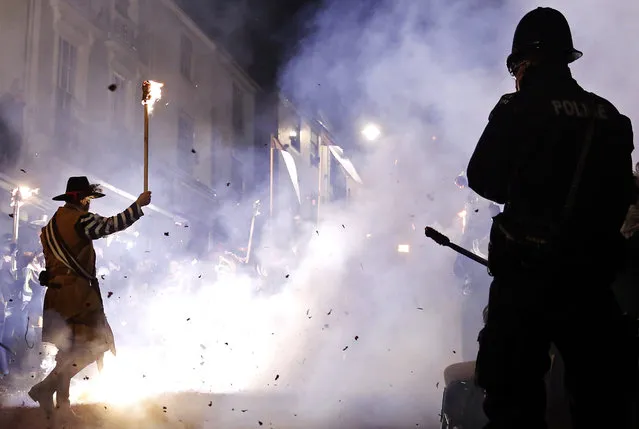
142;80;164;114
56;226;361;410
10;186;39;207
69;272;293;407
361;123;381;141
458;209;468;232
397;244;410;253
289;130;298;138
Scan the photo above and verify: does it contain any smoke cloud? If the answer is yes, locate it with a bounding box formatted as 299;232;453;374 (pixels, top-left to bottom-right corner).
271;0;639;427
1;1;638;429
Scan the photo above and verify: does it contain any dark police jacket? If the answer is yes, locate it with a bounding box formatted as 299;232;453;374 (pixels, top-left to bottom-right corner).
467;66;635;255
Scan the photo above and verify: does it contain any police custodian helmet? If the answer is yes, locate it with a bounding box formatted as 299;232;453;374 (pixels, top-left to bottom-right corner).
506;7;583;75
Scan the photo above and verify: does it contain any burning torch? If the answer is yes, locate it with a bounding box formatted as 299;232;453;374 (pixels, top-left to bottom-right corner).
141;80;164;192
9;186;39;278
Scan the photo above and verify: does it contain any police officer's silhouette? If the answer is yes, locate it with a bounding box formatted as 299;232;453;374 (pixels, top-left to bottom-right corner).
467;8;637;429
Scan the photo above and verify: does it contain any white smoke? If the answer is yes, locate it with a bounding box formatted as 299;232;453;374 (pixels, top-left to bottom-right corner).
2;1;638;428
268;0;639;427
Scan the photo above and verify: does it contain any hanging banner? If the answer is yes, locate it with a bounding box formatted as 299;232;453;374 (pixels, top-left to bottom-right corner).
280;150;302;205
272;136;302;205
328;145;363;185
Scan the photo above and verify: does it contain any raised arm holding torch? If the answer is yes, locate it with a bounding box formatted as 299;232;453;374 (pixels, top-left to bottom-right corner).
141;80;164;192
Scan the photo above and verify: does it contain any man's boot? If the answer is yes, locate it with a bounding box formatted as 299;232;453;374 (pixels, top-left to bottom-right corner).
28;376;56;418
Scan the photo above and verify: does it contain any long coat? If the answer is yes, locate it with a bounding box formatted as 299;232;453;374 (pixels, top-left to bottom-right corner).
40;203;143;355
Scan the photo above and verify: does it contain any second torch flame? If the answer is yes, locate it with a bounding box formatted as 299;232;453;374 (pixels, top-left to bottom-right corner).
142;80;164;192
142;80;164;114
11;186;39;207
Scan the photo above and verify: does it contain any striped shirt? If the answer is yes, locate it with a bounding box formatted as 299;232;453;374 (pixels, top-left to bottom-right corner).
75;202;144;240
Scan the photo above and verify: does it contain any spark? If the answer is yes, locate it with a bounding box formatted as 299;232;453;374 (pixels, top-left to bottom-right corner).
67;272;298;407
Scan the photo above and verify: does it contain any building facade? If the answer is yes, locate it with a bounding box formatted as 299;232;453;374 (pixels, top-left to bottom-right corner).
273;96;361;223
0;0;259;253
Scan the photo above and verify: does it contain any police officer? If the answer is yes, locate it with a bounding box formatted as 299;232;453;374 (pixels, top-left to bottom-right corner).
467;7;637;429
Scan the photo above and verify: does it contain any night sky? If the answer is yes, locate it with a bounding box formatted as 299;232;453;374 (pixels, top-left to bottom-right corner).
179;0;320;90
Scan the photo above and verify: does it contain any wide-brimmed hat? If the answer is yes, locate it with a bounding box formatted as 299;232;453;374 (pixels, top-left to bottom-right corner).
52;176;105;202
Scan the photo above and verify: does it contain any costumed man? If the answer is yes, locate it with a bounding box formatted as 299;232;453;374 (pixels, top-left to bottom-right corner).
28;176;151;418
467;8;637;429
453;171;500;361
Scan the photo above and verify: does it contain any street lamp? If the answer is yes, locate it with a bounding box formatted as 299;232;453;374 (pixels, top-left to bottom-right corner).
361;123;381;141
397;244;410;253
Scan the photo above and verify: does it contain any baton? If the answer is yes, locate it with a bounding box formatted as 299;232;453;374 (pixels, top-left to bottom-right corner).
425;226;488;267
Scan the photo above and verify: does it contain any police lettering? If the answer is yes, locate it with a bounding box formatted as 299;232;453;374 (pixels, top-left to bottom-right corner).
551;100;608;119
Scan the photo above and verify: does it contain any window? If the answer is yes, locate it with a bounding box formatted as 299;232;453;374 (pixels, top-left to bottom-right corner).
210;107;220;183
330;155;347;201
289;116;301;152
310;128;319;165
115;0;130;17
111;73;125;120
180;35;192;80
56;38;76;111
113;18;132;47
55;38;77;146
230;155;244;200
177;112;194;172
232;83;244;137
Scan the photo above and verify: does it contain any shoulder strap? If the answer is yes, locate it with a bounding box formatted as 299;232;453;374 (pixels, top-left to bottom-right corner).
506;93;599;218
562;93;598;219
41;214;95;281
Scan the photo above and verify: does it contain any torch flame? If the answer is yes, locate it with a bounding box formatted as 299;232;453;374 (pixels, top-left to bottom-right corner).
142;80;164;114
11;186;39;207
